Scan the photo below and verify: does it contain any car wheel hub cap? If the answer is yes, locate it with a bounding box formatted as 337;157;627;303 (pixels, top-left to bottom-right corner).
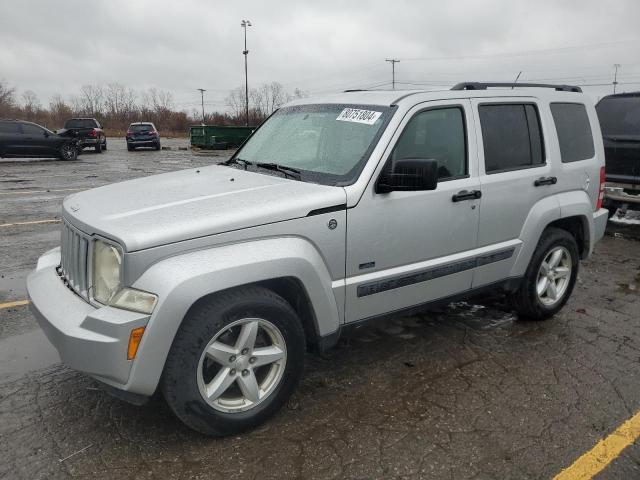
197;317;287;413
536;246;572;306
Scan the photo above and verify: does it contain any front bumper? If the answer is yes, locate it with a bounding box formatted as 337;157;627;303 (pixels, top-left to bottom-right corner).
27;248;150;389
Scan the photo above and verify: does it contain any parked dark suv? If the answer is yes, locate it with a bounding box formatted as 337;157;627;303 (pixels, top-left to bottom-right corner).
0;120;79;160
126;122;161;151
596;92;640;216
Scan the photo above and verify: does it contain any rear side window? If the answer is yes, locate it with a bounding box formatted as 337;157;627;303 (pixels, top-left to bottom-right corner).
550;103;594;162
479;104;545;173
0;121;21;134
390;107;467;180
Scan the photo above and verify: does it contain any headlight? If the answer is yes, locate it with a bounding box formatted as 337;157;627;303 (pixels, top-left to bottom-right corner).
92;239;122;304
92;239;158;315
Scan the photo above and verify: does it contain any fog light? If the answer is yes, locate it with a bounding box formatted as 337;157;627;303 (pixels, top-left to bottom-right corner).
110;287;157;314
127;327;146;360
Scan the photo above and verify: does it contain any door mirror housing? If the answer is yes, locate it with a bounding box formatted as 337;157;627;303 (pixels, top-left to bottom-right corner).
376;158;439;193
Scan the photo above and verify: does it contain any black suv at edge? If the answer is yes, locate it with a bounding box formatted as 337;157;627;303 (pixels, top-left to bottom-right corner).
0;120;79;160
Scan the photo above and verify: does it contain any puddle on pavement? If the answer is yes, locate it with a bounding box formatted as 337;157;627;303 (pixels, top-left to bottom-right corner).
0;269;29;301
0;328;60;383
441;301;517;330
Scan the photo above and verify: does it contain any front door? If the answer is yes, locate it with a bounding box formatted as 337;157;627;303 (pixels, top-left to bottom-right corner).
345;100;481;323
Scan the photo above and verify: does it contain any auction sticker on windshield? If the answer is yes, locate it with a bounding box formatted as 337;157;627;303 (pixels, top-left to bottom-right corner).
336;108;382;125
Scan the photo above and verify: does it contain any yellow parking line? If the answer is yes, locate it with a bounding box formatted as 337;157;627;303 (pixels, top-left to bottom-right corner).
553;410;640;480
0;299;30;310
0;219;61;228
0;188;83;196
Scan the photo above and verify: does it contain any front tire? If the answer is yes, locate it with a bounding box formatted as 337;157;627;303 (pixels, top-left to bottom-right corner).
161;286;306;437
512;227;579;321
59;143;78;161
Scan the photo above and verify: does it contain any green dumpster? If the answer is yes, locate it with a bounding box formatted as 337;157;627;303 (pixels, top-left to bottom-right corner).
190;125;256;149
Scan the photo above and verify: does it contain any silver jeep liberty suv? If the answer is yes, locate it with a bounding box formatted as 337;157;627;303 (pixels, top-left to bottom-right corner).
28;82;609;436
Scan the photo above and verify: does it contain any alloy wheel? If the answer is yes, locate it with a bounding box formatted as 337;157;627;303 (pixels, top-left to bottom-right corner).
536;246;572;306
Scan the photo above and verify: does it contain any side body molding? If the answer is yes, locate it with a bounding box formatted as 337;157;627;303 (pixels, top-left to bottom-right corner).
126;237;341;395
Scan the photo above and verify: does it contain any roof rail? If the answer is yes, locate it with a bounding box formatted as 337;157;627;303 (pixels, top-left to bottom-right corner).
451;82;582;93
343;89;369;92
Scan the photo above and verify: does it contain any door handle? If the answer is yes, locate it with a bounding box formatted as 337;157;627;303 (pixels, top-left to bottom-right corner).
452;190;482;202
534;176;557;187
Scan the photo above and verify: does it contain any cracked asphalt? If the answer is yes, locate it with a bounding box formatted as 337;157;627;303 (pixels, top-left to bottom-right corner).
1;139;640;479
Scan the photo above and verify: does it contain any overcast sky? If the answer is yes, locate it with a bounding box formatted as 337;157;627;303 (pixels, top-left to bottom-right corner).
1;0;639;113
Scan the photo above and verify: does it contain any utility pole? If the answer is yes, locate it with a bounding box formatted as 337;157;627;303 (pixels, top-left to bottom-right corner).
385;59;400;90
197;88;206;124
613;64;621;94
241;19;252;126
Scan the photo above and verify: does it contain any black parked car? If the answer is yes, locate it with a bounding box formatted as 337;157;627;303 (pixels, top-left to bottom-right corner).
596;92;640;216
126;122;161;151
59;118;107;153
0;120;80;160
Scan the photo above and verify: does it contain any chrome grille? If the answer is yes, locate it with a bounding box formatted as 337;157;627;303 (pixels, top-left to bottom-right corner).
60;220;90;300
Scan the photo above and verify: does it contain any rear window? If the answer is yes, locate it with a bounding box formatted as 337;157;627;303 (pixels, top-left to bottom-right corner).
65;119;98;129
130;124;153;132
550;103;595;163
479;104;545;173
596;95;640;137
0;121;20;134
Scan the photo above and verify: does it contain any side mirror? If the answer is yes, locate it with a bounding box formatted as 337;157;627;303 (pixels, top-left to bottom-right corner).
43;131;49;137
376;158;438;193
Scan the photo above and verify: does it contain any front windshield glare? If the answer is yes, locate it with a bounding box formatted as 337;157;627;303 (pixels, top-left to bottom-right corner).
235;104;390;185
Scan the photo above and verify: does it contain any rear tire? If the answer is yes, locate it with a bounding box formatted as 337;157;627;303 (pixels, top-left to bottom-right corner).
512;227;579;321
127;145;134;151
161;286;306;437
155;142;161;150
95;142;102;153
102;140;107;151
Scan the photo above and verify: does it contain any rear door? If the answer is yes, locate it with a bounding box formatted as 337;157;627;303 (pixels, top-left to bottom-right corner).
470;98;560;288
0;121;22;155
19;123;50;156
595;94;640;185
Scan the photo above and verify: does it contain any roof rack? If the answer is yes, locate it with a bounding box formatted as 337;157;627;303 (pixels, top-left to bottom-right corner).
343;89;369;92
451;82;582;93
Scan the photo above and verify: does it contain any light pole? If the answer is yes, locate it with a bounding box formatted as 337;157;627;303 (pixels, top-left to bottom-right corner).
385;59;400;90
613;64;621;94
197;88;206;124
241;19;252;126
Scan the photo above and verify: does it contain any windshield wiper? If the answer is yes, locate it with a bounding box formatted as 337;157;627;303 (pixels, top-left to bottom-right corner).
222;157;253;169
255;162;301;180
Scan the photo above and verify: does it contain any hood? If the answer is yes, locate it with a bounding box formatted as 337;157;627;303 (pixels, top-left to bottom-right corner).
63;165;346;251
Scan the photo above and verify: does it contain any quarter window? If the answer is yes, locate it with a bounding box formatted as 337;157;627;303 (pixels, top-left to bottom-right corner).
479;104;545;173
550;103;595;162
390;107;467;180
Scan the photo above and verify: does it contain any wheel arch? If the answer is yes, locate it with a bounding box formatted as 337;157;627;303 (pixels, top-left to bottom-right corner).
124;237;341;396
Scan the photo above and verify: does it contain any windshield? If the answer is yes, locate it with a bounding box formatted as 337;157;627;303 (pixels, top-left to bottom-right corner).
596;96;640;137
65;119;98;129
130;124;154;132
232;104;393;185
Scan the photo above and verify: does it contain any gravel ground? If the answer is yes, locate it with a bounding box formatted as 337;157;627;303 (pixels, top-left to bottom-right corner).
1;138;639;479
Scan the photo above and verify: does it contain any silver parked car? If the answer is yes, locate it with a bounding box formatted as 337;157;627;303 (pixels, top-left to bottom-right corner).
27;82;609;436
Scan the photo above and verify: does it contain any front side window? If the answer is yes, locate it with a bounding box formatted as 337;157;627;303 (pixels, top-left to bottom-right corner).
231;104;393;186
550;103;594;163
21;123;45;135
479;104;545;173
390;107;467;180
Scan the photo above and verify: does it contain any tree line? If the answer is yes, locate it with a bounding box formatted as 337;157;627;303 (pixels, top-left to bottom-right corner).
0;79;306;135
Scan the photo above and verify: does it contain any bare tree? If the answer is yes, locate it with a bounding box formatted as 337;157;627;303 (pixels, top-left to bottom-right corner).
0;79;16;116
49;95;72;126
79;84;104;116
21;90;41;120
